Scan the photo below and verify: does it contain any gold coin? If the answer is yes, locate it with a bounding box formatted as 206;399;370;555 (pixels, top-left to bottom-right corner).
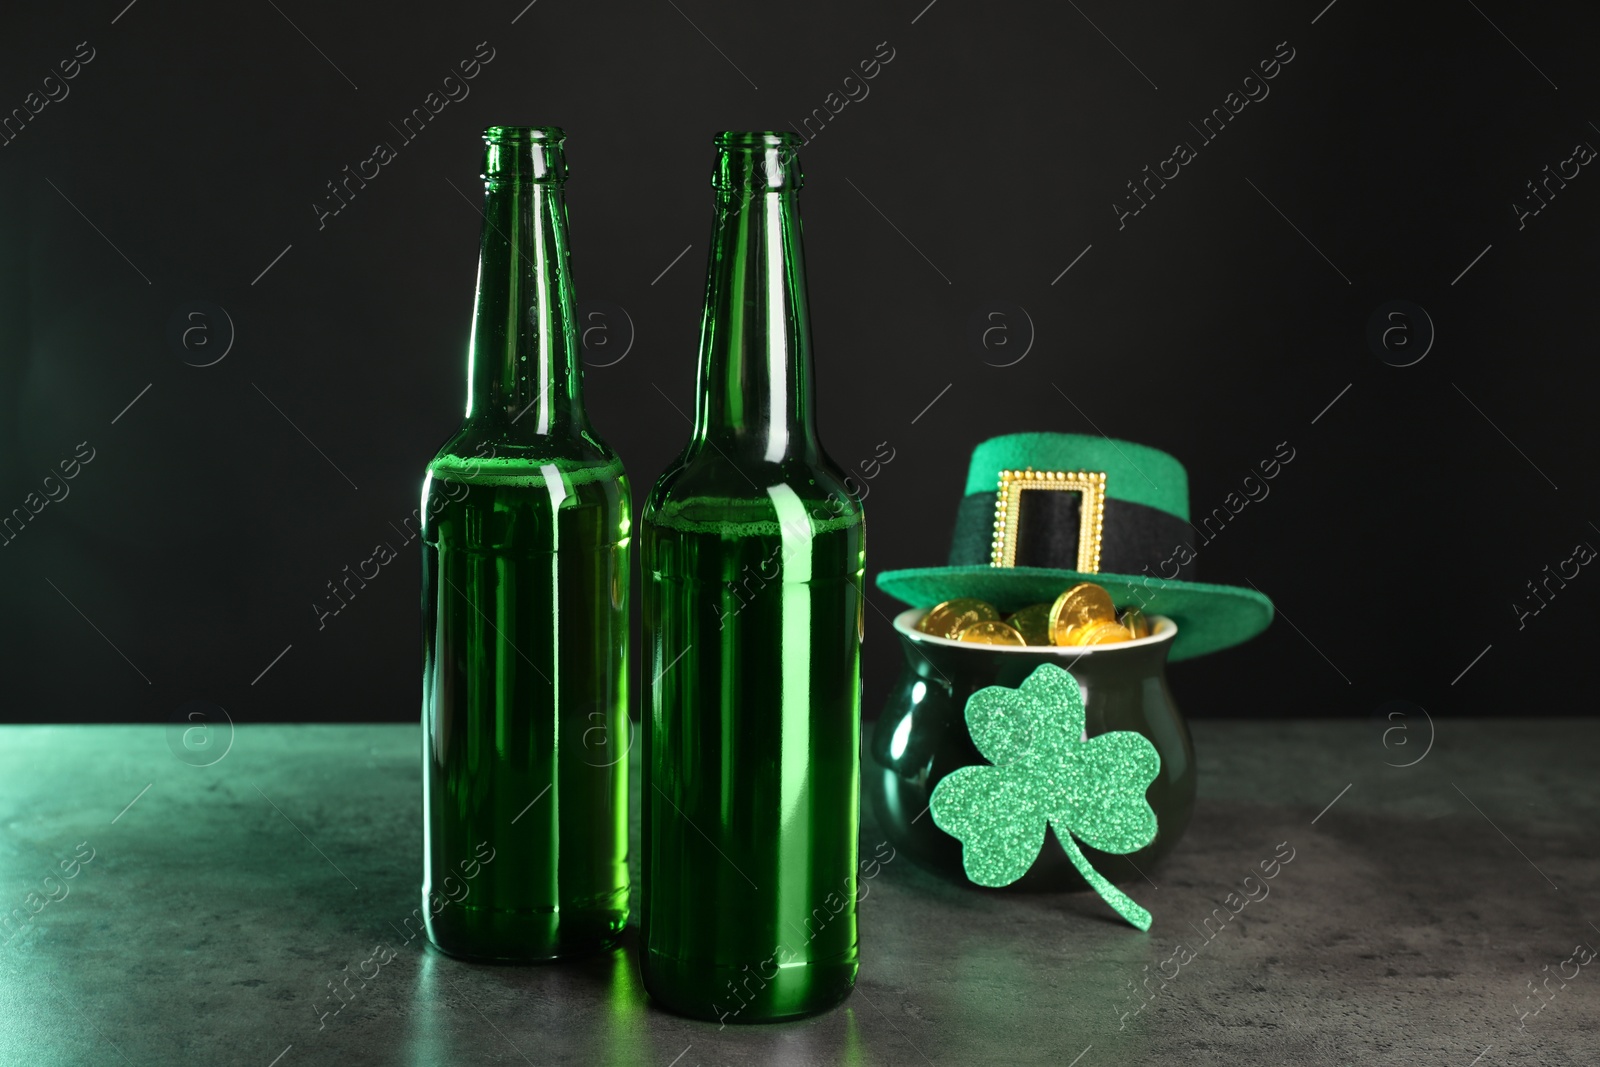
955;620;1027;646
1119;607;1150;638
917;598;1000;639
1048;583;1116;645
1070;620;1134;646
1006;603;1053;646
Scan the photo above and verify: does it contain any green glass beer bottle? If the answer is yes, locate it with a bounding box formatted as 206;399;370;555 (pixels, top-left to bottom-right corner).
420;126;630;961
641;131;865;1021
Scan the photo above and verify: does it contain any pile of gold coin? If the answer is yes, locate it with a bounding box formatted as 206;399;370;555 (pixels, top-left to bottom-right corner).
915;582;1150;647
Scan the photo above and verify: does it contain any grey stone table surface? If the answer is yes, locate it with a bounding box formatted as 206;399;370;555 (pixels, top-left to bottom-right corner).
0;719;1596;1067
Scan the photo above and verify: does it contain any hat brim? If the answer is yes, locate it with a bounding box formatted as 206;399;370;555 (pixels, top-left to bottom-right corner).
874;565;1273;662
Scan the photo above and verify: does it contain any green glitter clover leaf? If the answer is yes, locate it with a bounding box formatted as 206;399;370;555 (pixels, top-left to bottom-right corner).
929;663;1161;931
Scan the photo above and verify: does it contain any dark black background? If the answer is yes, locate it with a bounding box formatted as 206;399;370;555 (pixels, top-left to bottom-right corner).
3;0;1595;724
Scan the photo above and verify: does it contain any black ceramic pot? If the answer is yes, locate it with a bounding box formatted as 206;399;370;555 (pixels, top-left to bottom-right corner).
867;608;1195;891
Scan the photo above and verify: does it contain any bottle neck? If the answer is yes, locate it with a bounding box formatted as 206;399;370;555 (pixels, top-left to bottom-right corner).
693;157;818;463
464;146;585;442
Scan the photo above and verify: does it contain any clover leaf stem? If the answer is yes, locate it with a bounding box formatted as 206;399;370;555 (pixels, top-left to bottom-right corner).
1059;831;1152;932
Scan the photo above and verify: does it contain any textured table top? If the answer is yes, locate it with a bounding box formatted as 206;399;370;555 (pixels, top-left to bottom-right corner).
0;719;1594;1066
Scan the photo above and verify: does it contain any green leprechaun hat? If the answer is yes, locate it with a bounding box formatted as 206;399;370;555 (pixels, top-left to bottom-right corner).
875;432;1274;662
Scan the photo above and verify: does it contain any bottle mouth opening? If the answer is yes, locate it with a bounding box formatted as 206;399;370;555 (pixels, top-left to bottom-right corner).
711;132;804;191
484;125;565;145
714;130;804;149
482;126;567;183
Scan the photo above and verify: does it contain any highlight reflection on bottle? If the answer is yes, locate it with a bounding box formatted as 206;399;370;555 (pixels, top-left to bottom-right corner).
642;132;864;1021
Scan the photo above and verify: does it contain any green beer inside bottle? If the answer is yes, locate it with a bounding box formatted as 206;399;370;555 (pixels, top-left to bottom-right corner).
420;126;630;962
642;132;865;1021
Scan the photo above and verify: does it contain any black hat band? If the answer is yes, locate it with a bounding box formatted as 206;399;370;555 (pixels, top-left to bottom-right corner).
948;491;1198;580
